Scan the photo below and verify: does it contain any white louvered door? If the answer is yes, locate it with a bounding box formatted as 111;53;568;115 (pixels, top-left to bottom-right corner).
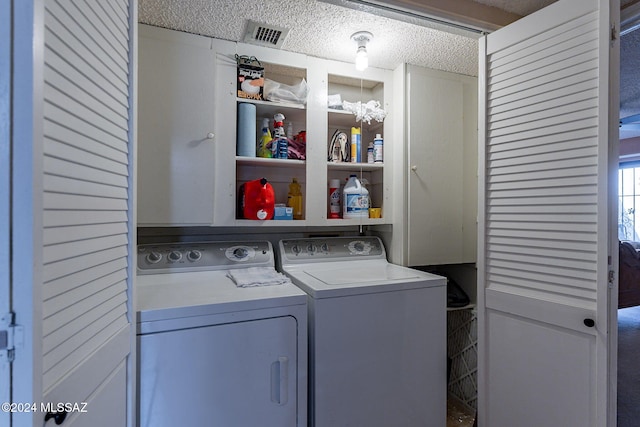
1;1;10;426
11;0;136;426
478;0;619;426
41;0;135;423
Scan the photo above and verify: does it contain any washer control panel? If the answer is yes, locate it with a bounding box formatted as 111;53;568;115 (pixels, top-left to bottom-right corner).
279;236;385;263
137;241;273;274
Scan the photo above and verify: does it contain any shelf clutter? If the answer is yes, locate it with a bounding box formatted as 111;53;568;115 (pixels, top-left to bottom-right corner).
234;53;387;224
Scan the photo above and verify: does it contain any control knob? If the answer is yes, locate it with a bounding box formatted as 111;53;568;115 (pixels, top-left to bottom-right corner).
168;251;182;262
146;251;162;264
187;250;202;262
233;247;248;259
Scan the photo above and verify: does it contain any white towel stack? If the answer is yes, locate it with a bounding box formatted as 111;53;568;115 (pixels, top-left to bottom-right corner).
226;267;292;288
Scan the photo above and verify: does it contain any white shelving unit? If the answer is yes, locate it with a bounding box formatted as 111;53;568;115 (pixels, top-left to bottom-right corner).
136;25;398;241
210;38;394;227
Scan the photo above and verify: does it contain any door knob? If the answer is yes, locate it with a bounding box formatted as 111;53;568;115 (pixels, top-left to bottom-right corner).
411;165;418;171
583;318;595;328
206;132;215;139
45;410;67;425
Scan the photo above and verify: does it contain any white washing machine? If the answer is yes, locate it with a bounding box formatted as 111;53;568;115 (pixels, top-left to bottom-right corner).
278;236;446;427
136;240;307;427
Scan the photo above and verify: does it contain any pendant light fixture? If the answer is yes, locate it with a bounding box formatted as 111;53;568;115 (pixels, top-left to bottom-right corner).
351;31;373;71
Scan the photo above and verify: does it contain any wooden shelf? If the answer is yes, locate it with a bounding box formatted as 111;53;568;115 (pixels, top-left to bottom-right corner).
327;162;383;171
237;97;305;110
233;219;308;227
236;156;305;167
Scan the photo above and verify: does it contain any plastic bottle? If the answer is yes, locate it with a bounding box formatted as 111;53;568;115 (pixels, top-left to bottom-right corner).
350;127;361;163
367;142;374;163
272;113;288;159
360;178;372;213
287;178;303;220
373;134;383;163
343;174;369;219
328;178;341;219
257;118;273;158
287;122;294;141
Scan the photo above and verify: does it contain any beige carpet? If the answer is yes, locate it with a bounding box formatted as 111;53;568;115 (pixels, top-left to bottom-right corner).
447;398;475;427
618;306;640;427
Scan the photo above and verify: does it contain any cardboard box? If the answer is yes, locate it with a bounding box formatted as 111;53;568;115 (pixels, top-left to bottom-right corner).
274;204;293;220
237;58;264;101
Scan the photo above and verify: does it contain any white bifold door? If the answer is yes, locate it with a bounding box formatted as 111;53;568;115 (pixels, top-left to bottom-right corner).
478;0;619;426
1;1;11;426
10;1;136;426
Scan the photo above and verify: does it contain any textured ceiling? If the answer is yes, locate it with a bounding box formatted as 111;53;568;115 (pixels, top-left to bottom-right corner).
472;0;555;15
139;0;640;135
138;0;511;76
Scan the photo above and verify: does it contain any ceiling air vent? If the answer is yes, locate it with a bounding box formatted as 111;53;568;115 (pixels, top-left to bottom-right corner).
243;21;289;49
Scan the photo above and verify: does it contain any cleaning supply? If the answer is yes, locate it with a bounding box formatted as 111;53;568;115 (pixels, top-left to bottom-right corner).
287;122;294;142
286;178;303;220
257;118;272;158
350;127;361;163
272;113;288;159
328;179;341;219
367;142;374;163
360;178;372;212
343;174;369;219
239;178;275;220
373;133;384;163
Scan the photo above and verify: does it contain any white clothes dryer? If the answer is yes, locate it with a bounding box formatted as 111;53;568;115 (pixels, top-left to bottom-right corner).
136;240;307;427
278;236;446;427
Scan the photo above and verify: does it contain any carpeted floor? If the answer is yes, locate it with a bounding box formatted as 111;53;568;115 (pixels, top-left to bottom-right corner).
446;398;475;427
618;306;640;427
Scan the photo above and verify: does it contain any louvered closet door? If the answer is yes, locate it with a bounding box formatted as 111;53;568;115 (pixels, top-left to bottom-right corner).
0;2;10;426
40;0;134;424
477;0;619;426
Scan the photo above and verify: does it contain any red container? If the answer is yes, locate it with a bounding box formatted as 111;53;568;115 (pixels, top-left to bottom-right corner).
239;178;275;220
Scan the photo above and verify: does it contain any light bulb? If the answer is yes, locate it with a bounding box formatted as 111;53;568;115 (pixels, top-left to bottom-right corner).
355;47;368;71
351;31;373;71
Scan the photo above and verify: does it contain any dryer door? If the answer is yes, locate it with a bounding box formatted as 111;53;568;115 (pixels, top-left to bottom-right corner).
139;316;298;427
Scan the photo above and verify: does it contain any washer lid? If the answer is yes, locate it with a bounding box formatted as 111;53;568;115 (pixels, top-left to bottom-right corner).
307;264;421;285
283;260;445;298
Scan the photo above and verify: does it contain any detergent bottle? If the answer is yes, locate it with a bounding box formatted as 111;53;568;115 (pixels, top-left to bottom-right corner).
350;127;361;163
328;179;341;219
287;177;303;220
257;118;272;158
272;113;288;159
343;175;369;219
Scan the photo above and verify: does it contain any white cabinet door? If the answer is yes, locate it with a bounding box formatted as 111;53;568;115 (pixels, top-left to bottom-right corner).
406;66;477;266
138;316;298;427
138;25;216;225
478;0;619;425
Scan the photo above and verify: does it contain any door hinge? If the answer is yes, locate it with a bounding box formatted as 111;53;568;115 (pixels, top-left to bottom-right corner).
0;312;23;364
611;24;618;44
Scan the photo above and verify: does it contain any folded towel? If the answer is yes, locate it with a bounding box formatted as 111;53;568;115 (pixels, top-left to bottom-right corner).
227;267;292;288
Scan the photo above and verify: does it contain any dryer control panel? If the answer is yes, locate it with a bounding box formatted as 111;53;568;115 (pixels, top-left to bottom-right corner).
279;236;386;263
137;241;273;274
